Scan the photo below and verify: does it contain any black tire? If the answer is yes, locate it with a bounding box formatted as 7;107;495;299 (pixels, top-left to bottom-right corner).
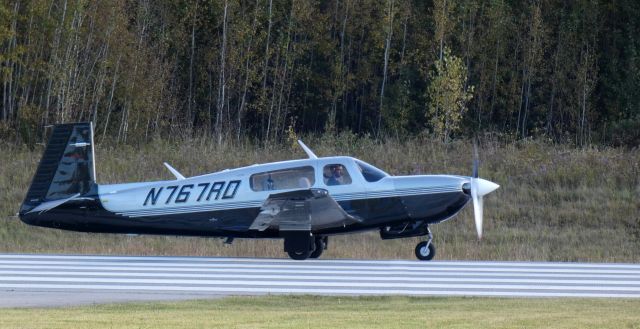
415;241;436;261
287;249;310;260
309;237;326;259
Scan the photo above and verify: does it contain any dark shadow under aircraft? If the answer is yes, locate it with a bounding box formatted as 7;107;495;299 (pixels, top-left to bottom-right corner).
19;123;499;260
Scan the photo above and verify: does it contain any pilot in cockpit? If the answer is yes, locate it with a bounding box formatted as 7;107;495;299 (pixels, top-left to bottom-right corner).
326;165;347;186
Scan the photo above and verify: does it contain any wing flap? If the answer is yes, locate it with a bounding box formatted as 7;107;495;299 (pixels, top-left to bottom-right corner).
250;189;360;232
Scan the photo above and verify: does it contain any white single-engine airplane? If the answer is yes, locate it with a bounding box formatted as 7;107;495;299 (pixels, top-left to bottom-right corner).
19;123;499;260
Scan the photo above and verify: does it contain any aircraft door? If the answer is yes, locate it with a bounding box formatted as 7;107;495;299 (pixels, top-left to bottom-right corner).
317;160;364;216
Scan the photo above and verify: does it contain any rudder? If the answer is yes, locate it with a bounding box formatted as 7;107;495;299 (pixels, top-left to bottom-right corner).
21;122;96;213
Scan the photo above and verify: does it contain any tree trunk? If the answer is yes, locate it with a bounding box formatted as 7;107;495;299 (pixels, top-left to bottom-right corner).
216;0;229;144
378;0;394;136
237;0;260;142
261;0;273;139
187;0;198;130
546;39;560;136
439;0;446;62
101;55;121;142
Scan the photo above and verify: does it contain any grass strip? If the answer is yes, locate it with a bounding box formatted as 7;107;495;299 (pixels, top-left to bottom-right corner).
1;295;639;329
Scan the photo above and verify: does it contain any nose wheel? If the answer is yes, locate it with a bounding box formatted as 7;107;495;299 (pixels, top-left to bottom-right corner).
415;241;436;260
415;228;435;261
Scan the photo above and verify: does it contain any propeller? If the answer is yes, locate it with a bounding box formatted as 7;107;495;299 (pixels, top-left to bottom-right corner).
470;142;499;240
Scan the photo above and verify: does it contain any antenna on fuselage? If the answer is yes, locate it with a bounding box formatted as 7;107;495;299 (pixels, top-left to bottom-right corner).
297;140;318;159
163;162;186;180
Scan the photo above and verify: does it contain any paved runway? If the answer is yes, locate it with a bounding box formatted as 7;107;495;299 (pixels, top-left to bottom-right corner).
1;254;639;307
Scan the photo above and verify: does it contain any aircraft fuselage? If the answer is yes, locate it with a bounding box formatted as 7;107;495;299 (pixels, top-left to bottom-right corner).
20;164;471;239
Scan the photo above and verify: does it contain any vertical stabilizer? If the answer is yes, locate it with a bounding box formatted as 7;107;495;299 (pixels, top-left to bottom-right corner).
20;122;96;213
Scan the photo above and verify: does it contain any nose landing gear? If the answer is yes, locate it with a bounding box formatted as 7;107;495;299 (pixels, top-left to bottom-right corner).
415;229;435;261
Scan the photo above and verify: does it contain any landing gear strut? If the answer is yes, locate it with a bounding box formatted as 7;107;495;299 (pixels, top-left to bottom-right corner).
415;228;435;261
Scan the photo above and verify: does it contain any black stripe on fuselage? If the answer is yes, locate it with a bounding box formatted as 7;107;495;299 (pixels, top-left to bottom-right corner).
19;192;470;238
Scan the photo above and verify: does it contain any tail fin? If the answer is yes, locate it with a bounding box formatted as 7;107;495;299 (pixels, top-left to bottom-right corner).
20;122;96;213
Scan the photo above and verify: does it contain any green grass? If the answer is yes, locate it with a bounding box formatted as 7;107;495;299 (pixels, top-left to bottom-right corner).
1;296;640;328
1;134;639;261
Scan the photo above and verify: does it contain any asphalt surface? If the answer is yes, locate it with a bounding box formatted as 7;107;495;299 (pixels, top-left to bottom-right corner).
1;254;639;307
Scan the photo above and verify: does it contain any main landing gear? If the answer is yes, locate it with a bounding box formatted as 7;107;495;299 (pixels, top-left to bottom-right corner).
309;236;328;259
415;228;435;261
284;232;327;260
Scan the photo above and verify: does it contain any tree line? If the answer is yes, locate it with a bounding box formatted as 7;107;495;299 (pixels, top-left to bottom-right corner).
1;0;639;145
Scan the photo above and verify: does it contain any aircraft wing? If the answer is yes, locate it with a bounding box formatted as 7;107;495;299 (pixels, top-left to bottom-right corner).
249;188;362;232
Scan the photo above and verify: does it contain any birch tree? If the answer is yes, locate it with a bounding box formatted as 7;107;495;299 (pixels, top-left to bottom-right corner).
426;47;473;141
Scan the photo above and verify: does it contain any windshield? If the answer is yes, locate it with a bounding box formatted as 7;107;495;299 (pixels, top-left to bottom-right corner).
355;160;388;182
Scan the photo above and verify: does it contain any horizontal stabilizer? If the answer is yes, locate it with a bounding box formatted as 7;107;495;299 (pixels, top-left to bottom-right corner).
26;193;80;214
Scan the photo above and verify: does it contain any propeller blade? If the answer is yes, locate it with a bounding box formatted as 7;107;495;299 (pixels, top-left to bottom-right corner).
472;141;479;178
474;194;483;239
470;178;499;240
469;141;498;240
471;141;481;239
470;178;482;239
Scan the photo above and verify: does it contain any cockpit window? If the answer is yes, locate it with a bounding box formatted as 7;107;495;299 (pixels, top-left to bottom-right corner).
250;166;315;191
355;160;388;182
